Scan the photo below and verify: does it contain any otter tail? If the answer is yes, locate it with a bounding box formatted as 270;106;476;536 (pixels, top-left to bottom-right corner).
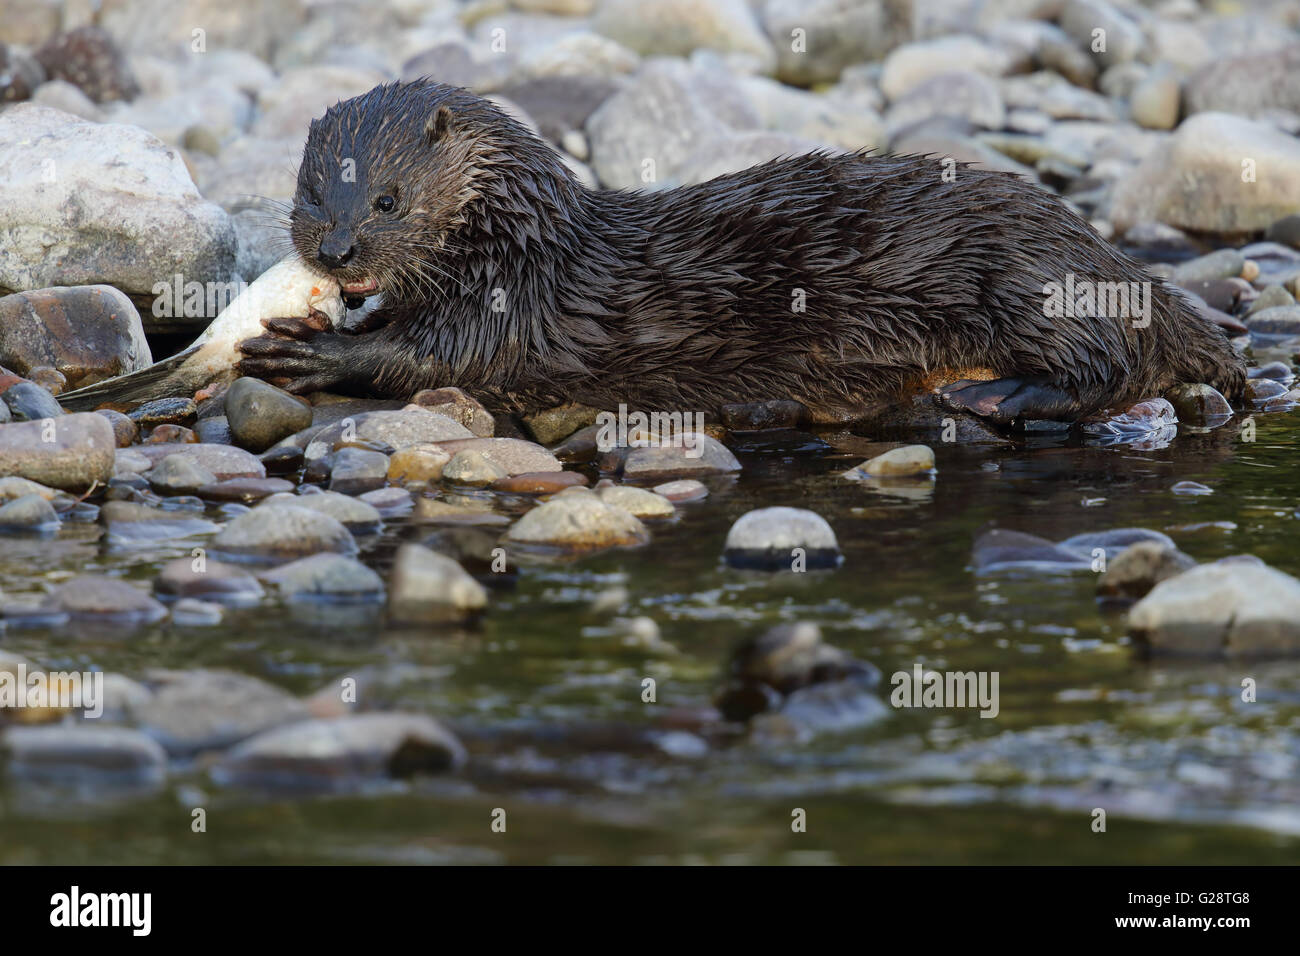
58;348;199;412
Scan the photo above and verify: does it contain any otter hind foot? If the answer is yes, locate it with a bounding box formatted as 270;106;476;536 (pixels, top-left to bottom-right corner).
937;376;1081;426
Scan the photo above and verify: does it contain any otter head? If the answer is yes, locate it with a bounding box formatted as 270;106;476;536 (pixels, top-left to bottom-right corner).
290;79;552;307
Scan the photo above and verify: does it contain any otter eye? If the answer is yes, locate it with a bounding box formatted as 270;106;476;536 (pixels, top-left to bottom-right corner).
375;195;396;212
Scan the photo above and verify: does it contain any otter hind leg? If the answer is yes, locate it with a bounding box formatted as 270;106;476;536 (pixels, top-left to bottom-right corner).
937;376;1081;425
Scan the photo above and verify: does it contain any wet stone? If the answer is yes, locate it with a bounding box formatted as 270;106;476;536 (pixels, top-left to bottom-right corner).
328;446;389;495
210;504;357;564
3;725;166;783
504;491;650;553
653;479;708;502
1164;384;1234;426
144;453;217;494
387;444;452;485
1246;378;1288;402
358;487;413;517
193;416;233;445
489;471;589;494
46;574;167;623
619;433;741;480
224;377;314;453
258;490;382;533
127;397;197;429
1172;480;1213;496
595;482;675;518
143;423;198;444
443;449;508;486
260;553;384;602
100;499;220;545
129;443;265;480
522;403;602;444
0;493;59;532
154;556;265;606
844;444;936;478
409;387;494;437
433;437;562;476
2;381;65;421
1097;541;1197;602
195;477;295;502
171;597;224;626
387;543;487;623
723;507;841;570
94;408;138;447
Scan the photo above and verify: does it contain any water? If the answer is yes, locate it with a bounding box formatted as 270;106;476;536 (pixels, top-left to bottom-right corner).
2;411;1300;864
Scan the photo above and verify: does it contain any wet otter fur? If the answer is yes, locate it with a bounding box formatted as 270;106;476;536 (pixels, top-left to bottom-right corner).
237;79;1246;427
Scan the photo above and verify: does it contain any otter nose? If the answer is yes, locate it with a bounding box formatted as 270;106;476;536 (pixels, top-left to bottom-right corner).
318;229;356;269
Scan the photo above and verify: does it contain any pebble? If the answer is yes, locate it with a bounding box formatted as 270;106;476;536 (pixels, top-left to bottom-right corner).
223;377;314;452
387;444;453;485
260;553;384;602
845;444;935;478
387;543;488;623
618;433;741;480
0;493;59;532
723;507;842;570
1163;384;1233;427
211;713;466;790
505;491;650;553
303;409;472;461
47;574;168;623
595;483;675;518
211;504;357;563
0;412;116;490
522;402;601;444
34;26;139;104
3;725;166;783
328;446;390;495
154;556;265;606
144;453;218;494
129;443;265;480
99;499;220;545
432;437;562;476
653;478;708;502
358;487;413;517
95;408;139;446
2;381;65;421
443;449;509;486
489;471;589;494
409;387;495;437
1097;541;1197;601
127;397;197;429
1172;480;1214;496
195;477;295;502
170;597;224;626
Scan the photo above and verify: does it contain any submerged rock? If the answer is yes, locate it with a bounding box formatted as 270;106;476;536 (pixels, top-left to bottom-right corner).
258;490;381;533
387;543;487;623
2;725;166;783
0;493;59;532
1128;561;1300;657
1097;541;1197;602
595;483;675;518
46;574;167;623
212;713;466;790
504;491;650;553
154;555;265;605
844;444;936;478
723;507;841;570
211;504;357;563
1164;384;1233;427
261;553;384;602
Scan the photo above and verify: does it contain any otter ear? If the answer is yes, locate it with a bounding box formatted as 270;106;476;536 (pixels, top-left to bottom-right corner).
425;106;455;144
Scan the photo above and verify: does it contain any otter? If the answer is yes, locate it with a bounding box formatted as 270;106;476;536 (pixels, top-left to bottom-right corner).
235;79;1246;427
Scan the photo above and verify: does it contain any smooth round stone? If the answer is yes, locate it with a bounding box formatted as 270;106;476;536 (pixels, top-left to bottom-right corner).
521;402;600;444
144;423;197;444
1249;361;1294;381
193;416;233;444
504;492;650;552
1266;213;1300;249
847;444;935;478
443;448;508;485
328;446;389;495
1172;480;1214;496
432;437;562;476
0;412;114;490
723;507;842;570
489;470;588;494
128;443;266;480
127;396;197;429
1164;383;1233;426
3;725;166;782
196;477;294;502
0;493;59;532
260;553;384;602
145;453;217;494
595;483;675;517
1171;249;1246;284
47;574;168;622
257;491;382;533
619;433;741;480
387;543;487;623
211;713;466;790
154;556;265;605
387;444;451;484
99;499;220;544
303;409;473;462
1097;541;1197;601
653;479;708;502
2;381;64;420
260;443;304;475
171;597;224;626
408;386;494;437
1247;285;1295;315
211;504;357;563
1246;378;1289;402
94;408;138;447
358;486;413;517
224;377;314;453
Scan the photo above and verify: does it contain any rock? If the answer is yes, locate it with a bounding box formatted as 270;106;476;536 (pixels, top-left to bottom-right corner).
126;442;265;480
2;725;166;782
251;65;386;139
144;423;198;444
1059;0;1143;68
95;408;138;447
303;409;472;461
592;0;774;67
1098;541;1197;601
490;471;589;494
0;493;59;532
25;366;66;396
257;490;381;533
130;669;309;757
880;36;1011;101
0;105;236;306
1109;113;1300;235
388;543;487;623
387;444;453;485
596;483;675;518
0;286;152;390
1172;249;1246;284
1245;378;1288;402
0;43;43;102
619;433;741;480
193;416;233;445
443;449;509;486
34;26;139;103
1185;46;1300;119
972;529;1092;573
885;71;1005;134
718;399;804;432
1;381;64;421
1129;561;1300;657
514;32;637;82
128;397;197;429
408;387;494;437
1171;480;1213;496
211;713;466;790
171;597;224;625
328;446;390;495
223;377;314;453
723;507;841;570
195;477;295;503
261;553;384;602
154;556;265;605
1266;214;1300;250
523;403;602;444
433;437;562;476
358;487;412;517
505;491;650;553
100;502;220;546
845;444;935;478
211;504;357;564
1246;305;1300;336
144;453;218;495
1130;65;1180;131
734;75;887;153
1164;384;1233;426
0;413;115;490
763;0;912;86
46;574;167;622
653;479;708;502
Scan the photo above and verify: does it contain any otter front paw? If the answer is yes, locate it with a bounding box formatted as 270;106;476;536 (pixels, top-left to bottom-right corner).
937;376;1081;425
236;315;348;394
